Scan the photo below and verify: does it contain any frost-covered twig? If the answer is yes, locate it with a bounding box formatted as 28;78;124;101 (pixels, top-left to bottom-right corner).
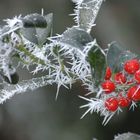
0;75;53;104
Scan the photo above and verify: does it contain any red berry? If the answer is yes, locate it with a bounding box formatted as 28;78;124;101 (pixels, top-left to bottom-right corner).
118;97;130;107
101;80;116;93
114;72;126;84
105;67;112;80
105;97;118;112
124;59;140;74
134;69;140;83
127;86;140;101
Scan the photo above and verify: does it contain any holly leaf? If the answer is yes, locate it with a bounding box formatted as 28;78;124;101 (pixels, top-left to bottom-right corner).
21;13;53;45
107;41;137;72
22;13;47;28
107;41;125;70
76;0;103;32
87;44;106;86
60;27;93;50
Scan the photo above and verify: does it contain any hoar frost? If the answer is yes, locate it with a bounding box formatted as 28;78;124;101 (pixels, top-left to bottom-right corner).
0;0;125;125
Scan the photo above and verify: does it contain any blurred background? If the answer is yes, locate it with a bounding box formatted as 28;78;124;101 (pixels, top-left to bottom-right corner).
0;0;140;140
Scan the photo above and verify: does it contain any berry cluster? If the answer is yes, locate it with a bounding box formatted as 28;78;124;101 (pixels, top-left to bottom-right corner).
101;59;140;112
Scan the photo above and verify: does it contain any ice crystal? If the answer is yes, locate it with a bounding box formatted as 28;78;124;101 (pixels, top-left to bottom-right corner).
1;16;23;37
79;93;117;126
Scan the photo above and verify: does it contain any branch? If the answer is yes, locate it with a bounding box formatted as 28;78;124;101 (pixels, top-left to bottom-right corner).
0;75;53;104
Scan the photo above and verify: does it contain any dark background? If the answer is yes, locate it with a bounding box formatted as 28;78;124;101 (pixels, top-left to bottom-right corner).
0;0;140;140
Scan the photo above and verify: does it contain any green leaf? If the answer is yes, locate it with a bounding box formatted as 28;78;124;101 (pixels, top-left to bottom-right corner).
21;13;53;45
107;41;137;72
60;27;93;50
87;44;106;86
107;41;125;70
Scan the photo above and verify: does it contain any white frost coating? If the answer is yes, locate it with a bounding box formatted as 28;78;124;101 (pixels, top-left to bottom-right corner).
79;95;116;126
0;75;53;104
114;132;140;140
72;0;104;33
71;0;83;3
4;16;23;28
1;16;23;37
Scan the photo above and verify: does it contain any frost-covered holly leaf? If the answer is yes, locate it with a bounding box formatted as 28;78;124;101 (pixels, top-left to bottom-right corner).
75;0;103;32
21;13;53;45
22;14;47;28
114;132;140;140
107;41;137;72
87;44;106;86
60;27;93;50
